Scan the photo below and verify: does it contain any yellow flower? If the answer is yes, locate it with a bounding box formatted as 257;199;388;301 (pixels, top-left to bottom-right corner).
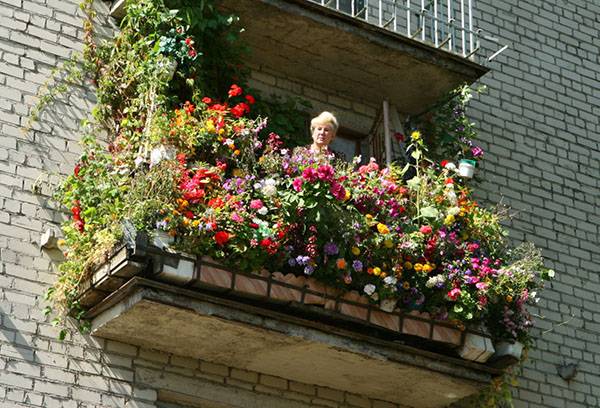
351;246;361;256
344;189;351;201
192;220;200;228
57;239;66;247
410;130;421;141
422;264;432;273
182;217;190;227
218;128;225;135
403;281;410;289
380;272;387;278
205;119;215;133
414;263;423;272
444;214;455;225
336;258;347;269
366;214;374;220
373;267;381;276
376;223;390;234
383;239;394;248
234;149;241;156
506;295;513;303
404;261;413;270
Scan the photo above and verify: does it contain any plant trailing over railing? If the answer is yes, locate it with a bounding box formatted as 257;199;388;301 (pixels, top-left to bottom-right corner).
39;0;553;362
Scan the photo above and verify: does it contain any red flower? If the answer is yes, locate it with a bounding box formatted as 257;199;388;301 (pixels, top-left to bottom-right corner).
228;84;243;98
74;163;81;177
183;101;195;115
208;103;227;112
230;102;250;118
188;49;197;58
419;225;433;234
260;238;272;248
441;160;449;168
201;97;212;104
214;231;230;246
208;197;224;209
249;222;259;229
245;94;255;104
185;37;192;45
445;178;454;185
184;211;194;219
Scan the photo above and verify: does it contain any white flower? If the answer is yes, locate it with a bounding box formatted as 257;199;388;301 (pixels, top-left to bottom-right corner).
448;206;460;216
445;162;457;171
548;269;555;278
352;155;362;165
262;185;277;197
280;149;289;156
383;276;397;286
134;156;145;168
149;145;175;167
426;274;445;288
257;207;268;216
363;284;376;296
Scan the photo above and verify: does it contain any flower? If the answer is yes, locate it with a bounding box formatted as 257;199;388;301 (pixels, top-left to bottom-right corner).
336;258;347;269
324;242;339;256
447;288;461;301
302;167;317;182
377;223;390;234
441;160;449;168
352;260;363;272
228;84;243;97
201;96;212;104
292;177;303;192
250;199;264;210
419;225;432;234
214;231;230;246
351;246;360;256
245;94;255;104
363;284;376;296
330;182;346;201
316;164;334;182
410;130;421;141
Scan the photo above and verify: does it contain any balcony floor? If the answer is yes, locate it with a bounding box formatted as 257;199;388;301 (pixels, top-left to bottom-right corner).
88;277;499;408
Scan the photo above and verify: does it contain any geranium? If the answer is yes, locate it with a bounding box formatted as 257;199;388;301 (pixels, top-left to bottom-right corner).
214;231;230;246
228;84;243;97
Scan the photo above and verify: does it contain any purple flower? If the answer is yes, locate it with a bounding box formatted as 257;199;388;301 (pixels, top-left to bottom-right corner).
288;258;297;267
471;146;484;157
304;265;314;275
352;260;363;272
324;242;339;256
296;255;310;266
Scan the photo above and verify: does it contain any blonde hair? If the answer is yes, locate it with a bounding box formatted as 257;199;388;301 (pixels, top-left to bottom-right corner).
310;111;339;133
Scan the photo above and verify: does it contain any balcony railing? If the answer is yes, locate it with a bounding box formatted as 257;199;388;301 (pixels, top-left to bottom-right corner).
308;0;479;58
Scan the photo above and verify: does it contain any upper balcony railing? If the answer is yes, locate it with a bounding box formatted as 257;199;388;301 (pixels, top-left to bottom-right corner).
307;0;479;58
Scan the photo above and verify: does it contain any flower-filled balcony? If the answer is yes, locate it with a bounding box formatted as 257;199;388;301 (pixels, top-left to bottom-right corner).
41;2;551;407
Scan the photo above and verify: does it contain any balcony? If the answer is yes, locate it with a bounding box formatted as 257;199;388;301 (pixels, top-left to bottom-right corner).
77;228;505;408
219;0;488;115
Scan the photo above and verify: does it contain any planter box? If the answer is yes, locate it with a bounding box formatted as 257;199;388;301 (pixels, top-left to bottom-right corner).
75;230;497;364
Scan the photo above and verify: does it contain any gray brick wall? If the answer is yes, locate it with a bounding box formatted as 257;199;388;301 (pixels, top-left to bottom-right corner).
0;0;599;407
470;1;600;407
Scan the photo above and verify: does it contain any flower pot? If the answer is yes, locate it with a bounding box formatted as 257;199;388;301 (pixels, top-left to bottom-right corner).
152;229;174;250
164;59;177;80
490;341;523;369
379;298;397;313
458;159;476;178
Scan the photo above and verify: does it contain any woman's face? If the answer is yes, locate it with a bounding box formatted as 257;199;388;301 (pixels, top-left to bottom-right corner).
311;123;335;148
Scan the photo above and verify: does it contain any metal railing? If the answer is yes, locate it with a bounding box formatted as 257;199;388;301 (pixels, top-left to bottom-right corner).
308;0;480;58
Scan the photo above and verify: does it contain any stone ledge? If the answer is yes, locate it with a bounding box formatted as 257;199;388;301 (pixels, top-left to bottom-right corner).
87;277;500;408
77;244;492;358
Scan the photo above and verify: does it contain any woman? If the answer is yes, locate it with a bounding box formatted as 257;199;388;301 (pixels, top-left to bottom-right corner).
293;111;343;163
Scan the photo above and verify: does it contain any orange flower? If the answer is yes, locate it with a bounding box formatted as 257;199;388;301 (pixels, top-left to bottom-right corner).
336;258;347;269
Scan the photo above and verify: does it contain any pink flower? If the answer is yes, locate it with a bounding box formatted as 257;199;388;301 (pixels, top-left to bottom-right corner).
292;177;303;192
330;182;346;201
447;288;461;301
302;167;317;182
420;225;433;234
317;164;334;182
476;282;489;290
231;212;244;223
249;199;264;210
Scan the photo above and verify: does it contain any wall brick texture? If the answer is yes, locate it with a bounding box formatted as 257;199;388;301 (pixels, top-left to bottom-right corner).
0;0;598;407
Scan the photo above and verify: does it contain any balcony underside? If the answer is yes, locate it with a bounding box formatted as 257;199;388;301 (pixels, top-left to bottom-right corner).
221;0;488;115
88;277;498;408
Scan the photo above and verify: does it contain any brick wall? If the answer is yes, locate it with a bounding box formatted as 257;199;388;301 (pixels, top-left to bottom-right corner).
1;0;599;407
468;1;600;407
